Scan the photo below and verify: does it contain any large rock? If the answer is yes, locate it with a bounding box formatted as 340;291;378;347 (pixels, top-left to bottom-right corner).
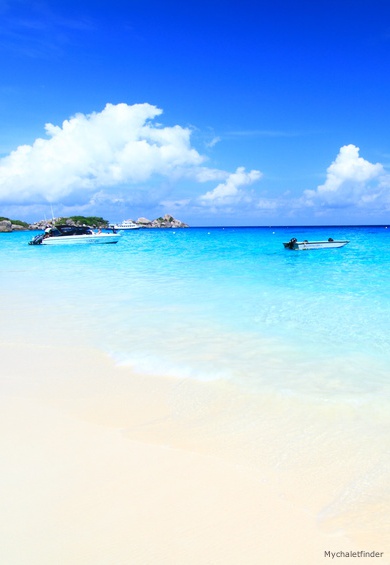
150;214;189;228
171;217;188;228
136;217;152;226
0;220;12;232
29;221;52;230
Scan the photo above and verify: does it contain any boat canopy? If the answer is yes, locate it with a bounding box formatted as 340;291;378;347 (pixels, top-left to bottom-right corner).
47;225;94;236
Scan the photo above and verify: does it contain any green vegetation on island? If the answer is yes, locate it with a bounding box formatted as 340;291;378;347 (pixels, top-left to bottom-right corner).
0;216;30;228
53;216;109;228
156;215;174;223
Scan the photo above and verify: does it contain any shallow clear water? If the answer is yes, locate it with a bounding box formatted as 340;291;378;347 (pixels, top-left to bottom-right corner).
3;226;390;543
2;226;390;401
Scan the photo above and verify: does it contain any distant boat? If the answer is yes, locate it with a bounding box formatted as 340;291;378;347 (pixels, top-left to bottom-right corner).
110;220;140;230
283;238;349;250
28;225;121;245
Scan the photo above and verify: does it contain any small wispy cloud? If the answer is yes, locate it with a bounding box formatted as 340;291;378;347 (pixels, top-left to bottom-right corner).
226;130;300;138
0;3;96;59
205;136;221;148
198;167;262;207
160;199;190;210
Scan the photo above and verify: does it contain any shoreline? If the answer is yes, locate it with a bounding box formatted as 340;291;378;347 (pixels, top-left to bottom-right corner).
1;340;389;564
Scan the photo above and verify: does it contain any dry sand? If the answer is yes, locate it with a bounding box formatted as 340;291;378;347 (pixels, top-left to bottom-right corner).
0;340;389;565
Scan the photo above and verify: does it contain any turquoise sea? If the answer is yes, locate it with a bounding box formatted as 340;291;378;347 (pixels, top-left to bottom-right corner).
2;225;390;400
2;225;390;543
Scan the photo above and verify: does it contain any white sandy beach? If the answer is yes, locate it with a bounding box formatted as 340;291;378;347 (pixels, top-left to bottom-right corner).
1;335;389;565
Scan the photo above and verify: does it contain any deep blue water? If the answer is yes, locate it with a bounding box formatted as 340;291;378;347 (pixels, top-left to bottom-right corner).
1;226;390;400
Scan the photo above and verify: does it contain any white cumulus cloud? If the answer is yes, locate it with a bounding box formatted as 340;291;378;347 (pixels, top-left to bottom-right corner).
0;103;206;204
304;144;389;208
198;167;262;207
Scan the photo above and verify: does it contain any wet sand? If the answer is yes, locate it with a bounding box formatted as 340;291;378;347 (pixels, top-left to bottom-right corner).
1;338;389;565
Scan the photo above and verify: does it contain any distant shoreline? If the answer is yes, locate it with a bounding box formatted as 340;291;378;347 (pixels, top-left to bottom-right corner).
1;223;389;232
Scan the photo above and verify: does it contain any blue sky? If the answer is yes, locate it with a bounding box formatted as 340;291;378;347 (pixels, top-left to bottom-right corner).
1;0;390;226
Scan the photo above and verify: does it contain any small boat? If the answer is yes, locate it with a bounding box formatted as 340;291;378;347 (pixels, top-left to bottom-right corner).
28;225;121;245
110;220;140;230
283;238;349;250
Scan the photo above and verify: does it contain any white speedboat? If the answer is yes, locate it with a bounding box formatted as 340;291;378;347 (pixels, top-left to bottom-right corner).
283;238;349;250
110;220;140;230
29;226;121;245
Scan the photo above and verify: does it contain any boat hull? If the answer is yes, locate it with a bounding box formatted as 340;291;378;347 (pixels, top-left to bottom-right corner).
40;234;121;245
283;240;349;250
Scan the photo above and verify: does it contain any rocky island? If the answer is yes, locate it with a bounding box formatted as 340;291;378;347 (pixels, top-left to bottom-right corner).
0;218;30;232
132;214;188;229
0;214;189;232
